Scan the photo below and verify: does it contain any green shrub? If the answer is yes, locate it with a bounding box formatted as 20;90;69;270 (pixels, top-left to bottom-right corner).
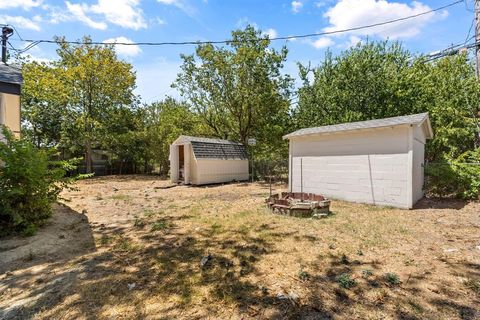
336;273;357;289
425;148;480;200
384;272;401;285
0;127;83;236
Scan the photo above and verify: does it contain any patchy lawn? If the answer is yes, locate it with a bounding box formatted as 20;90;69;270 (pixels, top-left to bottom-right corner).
0;176;479;319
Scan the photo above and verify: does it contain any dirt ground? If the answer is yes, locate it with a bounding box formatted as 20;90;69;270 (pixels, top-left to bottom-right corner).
0;175;479;320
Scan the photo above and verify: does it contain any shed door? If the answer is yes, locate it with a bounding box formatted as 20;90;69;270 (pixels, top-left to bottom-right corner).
184;144;191;184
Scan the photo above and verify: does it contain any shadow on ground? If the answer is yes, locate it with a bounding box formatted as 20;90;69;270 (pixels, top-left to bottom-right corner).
0;203;95;274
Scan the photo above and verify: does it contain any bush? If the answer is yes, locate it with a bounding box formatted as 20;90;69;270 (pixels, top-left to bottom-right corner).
425;148;480;200
336;273;357;289
0;127;81;236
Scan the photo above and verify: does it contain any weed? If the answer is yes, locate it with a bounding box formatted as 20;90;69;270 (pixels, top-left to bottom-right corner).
113;237;138;252
384;272;401;285
151;219;170;232
464;278;480;294
210;223;224;235
22;224;38;237
144;209;163;217
362;269;373;278
110;194;131;201
134;217;146;228
340;254;349;265
24;249;35;261
298;270;311;281
99;235;110;246
357;249;364;256
336;273;357;289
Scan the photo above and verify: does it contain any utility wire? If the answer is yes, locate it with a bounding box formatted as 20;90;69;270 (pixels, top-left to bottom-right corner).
10;0;462;49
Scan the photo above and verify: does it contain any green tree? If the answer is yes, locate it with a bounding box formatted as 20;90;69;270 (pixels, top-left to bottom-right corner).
21;36;137;173
143;97;203;174
174;25;293;159
295;41;480;161
21;61;69;148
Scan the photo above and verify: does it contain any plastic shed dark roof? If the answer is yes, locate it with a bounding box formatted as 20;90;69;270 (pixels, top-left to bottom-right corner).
176;136;247;160
0;64;23;85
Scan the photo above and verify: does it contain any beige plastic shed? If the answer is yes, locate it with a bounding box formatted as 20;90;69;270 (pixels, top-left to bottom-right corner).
169;135;249;185
284;113;433;209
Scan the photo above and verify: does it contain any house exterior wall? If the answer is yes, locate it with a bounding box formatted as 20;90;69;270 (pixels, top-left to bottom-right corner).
0;93;21;138
192;159;249;185
289;125;416;208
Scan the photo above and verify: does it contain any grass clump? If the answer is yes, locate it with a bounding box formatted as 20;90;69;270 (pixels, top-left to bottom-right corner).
336;273;357;289
362;269;373;279
151;219;169;232
384;272;401;285
464;278;480;294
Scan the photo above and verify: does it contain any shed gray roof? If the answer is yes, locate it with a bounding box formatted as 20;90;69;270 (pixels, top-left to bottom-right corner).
0;63;23;85
179;135;243;145
284;113;432;139
175;135;248;160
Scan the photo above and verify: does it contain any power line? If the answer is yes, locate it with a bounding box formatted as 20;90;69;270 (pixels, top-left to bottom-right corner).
10;0;462;49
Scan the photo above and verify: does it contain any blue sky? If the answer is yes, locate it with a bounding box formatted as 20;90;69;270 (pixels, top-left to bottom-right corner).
1;0;474;103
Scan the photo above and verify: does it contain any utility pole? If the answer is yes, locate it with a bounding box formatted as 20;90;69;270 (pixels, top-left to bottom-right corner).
476;0;480;78
1;26;13;64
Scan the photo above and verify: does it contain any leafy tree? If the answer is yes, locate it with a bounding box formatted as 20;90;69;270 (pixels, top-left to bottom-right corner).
295;41;480;161
21;61;69;148
21;36;137;173
174;25;293;159
143;97;203;174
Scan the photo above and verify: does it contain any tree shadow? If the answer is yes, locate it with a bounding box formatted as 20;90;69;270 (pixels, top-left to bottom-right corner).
413;198;470;210
0;203;95;274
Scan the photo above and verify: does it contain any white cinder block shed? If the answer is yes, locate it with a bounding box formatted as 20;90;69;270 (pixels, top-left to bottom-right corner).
284;113;433;209
169;135;249;185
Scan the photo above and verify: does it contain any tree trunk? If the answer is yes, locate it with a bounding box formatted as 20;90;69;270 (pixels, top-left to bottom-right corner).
85;139;93;174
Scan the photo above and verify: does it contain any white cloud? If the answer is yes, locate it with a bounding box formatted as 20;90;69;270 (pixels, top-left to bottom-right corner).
311;37;334;49
263;28;278;39
291;1;303;13
323;0;447;39
0;15;41;31
65;0;146;30
0;0;42;10
103;36;142;57
157;0;196;17
346;35;362;47
91;0;146;30
66;2;108;30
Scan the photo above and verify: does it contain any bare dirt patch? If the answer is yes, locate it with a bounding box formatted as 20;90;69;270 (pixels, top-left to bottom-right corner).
1;175;479;319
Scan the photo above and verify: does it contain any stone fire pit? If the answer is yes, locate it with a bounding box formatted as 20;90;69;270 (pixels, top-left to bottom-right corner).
265;192;331;218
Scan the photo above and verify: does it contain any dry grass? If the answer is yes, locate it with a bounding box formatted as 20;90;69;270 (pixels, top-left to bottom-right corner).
0;175;479;319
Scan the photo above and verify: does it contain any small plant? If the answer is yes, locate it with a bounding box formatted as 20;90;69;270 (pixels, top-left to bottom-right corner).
298;270;311;281
151;220;169;231
362;269;373;279
340;254;349;264
384;272;401;285
464;278;480;294
336;273;357;289
22;224;38;237
133;217;146;228
357;249;364;256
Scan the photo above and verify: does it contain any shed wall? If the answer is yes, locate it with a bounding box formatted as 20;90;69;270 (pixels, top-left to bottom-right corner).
194;159;249;185
289;126;412;208
412;126;426;203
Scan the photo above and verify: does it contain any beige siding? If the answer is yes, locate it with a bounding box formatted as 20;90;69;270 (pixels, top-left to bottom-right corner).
289;126;413;208
195;159;249;185
0;93;21;138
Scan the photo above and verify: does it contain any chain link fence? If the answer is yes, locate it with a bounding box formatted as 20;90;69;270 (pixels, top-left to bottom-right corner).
250;159;289;183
